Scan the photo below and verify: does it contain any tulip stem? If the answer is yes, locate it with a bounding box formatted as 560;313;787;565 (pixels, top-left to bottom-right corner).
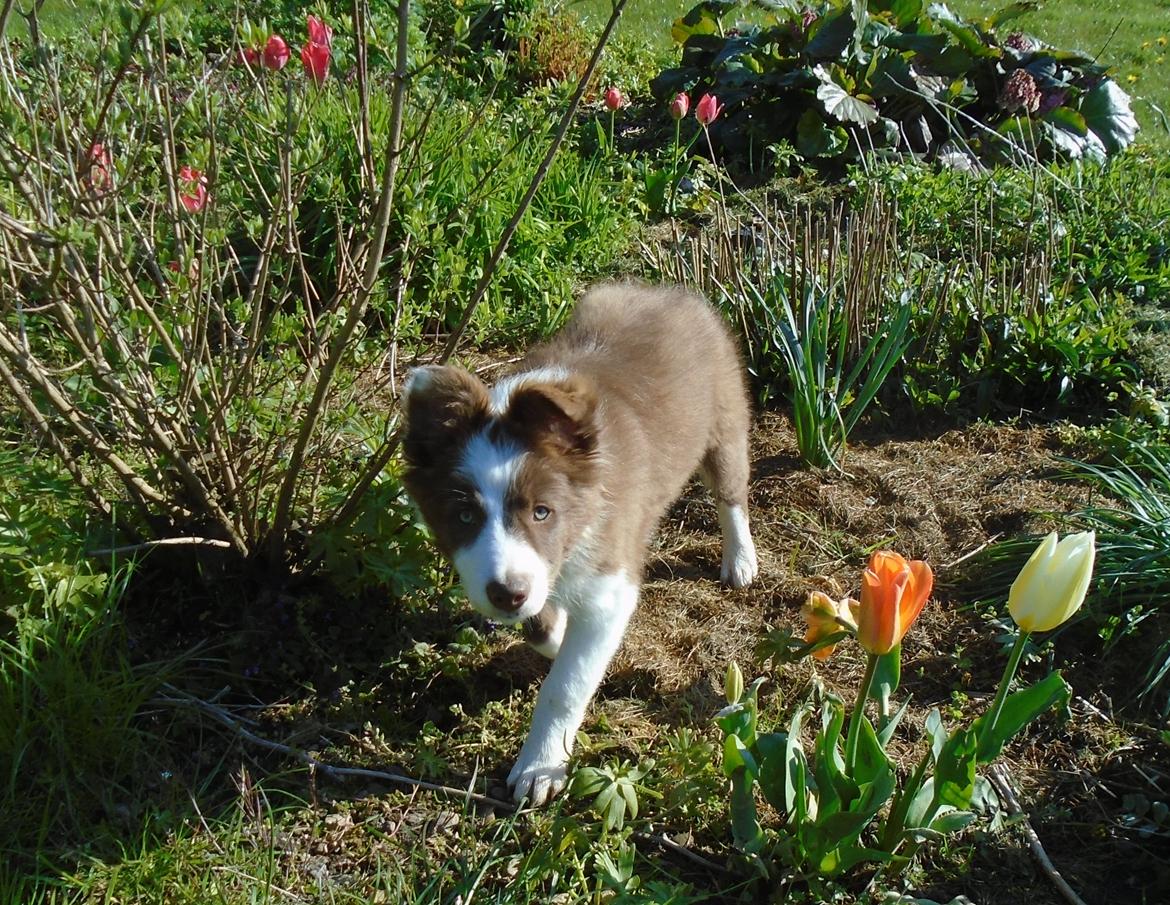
845;652;879;772
977;629;1031;757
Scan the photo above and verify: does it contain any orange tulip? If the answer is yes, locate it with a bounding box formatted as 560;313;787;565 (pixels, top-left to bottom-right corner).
855;551;932;655
801;591;857;660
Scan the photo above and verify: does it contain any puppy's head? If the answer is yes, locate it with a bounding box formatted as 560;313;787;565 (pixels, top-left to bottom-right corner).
402;366;600;624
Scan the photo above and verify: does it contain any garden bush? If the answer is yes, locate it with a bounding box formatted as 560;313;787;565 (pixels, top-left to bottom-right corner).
650;0;1139;170
0;0;633;572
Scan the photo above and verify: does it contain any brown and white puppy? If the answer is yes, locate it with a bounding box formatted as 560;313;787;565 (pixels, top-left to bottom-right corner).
401;283;759;805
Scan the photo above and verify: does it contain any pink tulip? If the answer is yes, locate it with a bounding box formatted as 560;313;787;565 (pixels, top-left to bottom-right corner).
695;93;723;126
669;92;689;121
306;14;333;49
178;165;208;213
86;143;112;194
262;34;291;70
302;41;330;83
603;86;624;111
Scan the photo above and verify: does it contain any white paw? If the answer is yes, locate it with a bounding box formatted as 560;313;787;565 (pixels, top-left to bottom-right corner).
721;541;759;589
507;753;568;806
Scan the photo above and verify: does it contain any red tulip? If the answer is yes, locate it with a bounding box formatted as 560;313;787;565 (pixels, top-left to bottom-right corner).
301;40;330;83
603;86;624;111
306;14;333;49
695;93;723;126
178;165;208;213
669;92;689;121
854;551;932;655
86;143;112;194
262;34;291;70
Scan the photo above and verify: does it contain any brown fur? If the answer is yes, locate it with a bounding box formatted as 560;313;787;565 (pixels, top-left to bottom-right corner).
402;281;752;586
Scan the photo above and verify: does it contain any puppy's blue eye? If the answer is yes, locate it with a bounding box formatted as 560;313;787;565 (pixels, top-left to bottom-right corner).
458;508;476;524
533;505;551;522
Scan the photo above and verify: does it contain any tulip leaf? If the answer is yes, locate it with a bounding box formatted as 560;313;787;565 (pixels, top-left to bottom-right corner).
723;734;759;779
972;671;1070;763
851;715;892;788
933;726;977;810
877;695;913;748
930;808;976;834
730;769;765;853
758;734;792;812
814;700;852;814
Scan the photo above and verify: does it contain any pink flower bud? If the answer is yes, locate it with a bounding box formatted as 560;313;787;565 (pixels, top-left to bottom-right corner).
695;93;723;126
178;165;208;213
240;46;260;67
262;34;291;70
302;40;331;84
603;86;624;111
307;14;333;49
669;92;689;121
86;143;113;194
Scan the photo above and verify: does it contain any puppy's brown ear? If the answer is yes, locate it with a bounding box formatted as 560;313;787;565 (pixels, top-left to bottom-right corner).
401;366;490;468
505;377;599;461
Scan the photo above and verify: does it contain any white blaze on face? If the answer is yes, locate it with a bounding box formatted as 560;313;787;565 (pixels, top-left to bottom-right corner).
452;430;549;623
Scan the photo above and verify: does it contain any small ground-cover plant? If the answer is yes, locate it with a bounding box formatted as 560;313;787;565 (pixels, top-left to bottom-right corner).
651;0;1139;170
717;537;1093;891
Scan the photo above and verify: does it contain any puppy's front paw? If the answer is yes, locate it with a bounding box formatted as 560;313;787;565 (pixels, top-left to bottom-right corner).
722;540;759;589
507;754;568;806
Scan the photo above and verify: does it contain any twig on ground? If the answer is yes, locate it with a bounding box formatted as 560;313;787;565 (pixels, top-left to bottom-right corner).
632;831;729;874
163;686;731;875
988;763;1089;905
87;536;234;557
162;686;516;810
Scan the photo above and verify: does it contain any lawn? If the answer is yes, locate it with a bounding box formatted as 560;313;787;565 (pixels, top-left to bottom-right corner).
2;1;1170;903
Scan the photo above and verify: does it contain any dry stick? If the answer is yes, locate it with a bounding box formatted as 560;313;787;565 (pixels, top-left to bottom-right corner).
987;764;1089;905
0;326;176;514
267;0;413;560
0;354;120;523
437;0;630;365
87;536;234;557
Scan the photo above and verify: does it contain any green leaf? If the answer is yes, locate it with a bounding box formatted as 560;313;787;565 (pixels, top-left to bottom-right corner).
757;732;791;811
924;708;948;761
851;715;891;788
872;644;901;701
971;671;1070;763
983;1;1039;29
804;9;856;60
870;0;924;28
877;695;912;748
933;726;977;809
930;4;1001;58
796;109;848;157
722;733;759;779
730;769;765;853
670;2;724;45
1080;79;1140;154
1044;105;1087;136
816;70;880;125
930;808;976;834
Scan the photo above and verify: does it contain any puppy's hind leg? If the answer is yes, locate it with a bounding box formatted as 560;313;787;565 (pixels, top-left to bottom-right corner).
701;430;759;589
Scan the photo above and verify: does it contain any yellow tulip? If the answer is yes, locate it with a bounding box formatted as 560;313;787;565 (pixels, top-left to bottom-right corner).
1007;531;1096;633
801;591;857;659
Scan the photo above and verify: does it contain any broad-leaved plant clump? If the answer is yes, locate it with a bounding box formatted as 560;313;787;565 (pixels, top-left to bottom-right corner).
651;0;1139;169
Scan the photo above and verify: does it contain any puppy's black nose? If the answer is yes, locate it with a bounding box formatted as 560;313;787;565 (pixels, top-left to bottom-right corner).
486;578;529;612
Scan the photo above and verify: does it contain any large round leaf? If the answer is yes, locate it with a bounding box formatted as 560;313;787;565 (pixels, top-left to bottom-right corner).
1080;79;1139;154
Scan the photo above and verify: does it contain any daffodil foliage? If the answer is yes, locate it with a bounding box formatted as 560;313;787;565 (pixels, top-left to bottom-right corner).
650;0;1139;168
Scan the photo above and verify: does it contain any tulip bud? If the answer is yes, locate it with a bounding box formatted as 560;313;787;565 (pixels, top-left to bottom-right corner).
1007;531;1095;633
302;41;330;84
603;86;624;111
725;661;744;704
669;93;689;121
177;165;208;213
695;93;724;126
262;34;291;71
801;591;857;660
